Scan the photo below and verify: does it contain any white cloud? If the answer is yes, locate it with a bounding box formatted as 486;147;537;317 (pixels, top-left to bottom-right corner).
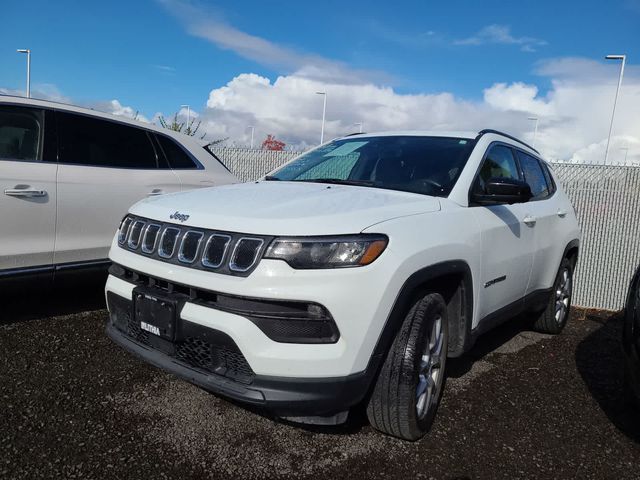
152;64;176;74
455;24;547;52
157;0;387;84
91;99;151;123
483;82;554;116
3;55;638;165
191;57;640;165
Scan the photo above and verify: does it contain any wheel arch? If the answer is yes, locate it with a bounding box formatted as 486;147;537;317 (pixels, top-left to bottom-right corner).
369;260;474;371
563;239;580;269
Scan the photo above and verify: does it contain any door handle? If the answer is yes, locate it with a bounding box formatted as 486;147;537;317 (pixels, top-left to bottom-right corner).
4;188;47;198
148;189;165;196
557;210;567;218
523;215;537;227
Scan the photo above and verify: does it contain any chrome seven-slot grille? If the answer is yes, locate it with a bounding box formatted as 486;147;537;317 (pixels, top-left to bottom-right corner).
118;215;271;276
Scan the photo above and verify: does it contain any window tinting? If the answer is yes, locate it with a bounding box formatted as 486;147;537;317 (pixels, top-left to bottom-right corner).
157;135;198;169
57;112;157;168
0;106;42;161
540;162;556;195
517;151;549;199
474;144;520;194
270;136;475;197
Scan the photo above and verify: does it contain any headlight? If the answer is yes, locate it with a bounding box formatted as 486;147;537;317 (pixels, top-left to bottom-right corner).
264;235;388;269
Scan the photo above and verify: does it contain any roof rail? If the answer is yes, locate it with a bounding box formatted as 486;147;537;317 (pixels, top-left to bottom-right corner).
343;132;366;137
476;129;539;154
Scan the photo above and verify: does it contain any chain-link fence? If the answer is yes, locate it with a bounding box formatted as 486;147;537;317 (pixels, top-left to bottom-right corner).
211;147;639;311
210;147;300;182
553;164;640;310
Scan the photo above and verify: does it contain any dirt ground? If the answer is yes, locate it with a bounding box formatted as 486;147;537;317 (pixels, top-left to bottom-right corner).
1;292;638;479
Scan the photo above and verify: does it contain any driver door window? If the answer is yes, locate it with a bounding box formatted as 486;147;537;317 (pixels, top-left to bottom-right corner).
474;144;521;194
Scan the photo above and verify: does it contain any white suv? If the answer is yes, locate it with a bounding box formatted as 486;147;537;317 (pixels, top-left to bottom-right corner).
106;130;580;440
0;95;237;289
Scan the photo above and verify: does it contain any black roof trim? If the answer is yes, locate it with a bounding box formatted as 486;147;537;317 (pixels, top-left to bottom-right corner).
343;132;366;137
476;129;539;154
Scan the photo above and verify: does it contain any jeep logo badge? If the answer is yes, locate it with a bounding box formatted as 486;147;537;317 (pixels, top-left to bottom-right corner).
170;211;190;223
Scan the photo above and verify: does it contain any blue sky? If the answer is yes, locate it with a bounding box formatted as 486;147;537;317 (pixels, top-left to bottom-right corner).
1;0;639;162
1;0;638;114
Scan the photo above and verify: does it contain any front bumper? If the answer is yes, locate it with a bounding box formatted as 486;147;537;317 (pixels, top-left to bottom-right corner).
107;243;399;377
106;293;374;417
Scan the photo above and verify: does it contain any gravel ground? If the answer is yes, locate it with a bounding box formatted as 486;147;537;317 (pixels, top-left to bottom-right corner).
1;297;639;479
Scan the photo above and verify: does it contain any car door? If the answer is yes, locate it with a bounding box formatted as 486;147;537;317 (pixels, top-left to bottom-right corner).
516;150;560;294
0;105;56;272
54;111;182;265
470;143;536;320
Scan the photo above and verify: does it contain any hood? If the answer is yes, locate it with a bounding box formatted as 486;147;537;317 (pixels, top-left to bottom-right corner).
129;181;441;235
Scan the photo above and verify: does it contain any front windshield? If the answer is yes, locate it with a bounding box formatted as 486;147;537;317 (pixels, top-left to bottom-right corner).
268;136;475;197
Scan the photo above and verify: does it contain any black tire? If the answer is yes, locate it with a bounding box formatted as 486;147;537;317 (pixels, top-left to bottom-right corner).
366;292;448;441
532;258;573;334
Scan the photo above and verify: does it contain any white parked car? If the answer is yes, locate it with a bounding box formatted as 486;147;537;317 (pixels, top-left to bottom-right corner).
0;95;237;287
106;130;580;440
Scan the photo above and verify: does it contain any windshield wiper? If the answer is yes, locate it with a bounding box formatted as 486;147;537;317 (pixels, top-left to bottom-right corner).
264;175;281;181
295;178;375;187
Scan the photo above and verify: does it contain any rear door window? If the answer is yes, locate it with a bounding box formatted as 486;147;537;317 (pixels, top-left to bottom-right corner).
57;112;158;169
517;151;550;199
0;105;43;161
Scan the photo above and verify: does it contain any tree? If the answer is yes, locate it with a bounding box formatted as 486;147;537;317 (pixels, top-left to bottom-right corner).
158;113;203;138
261;134;286;151
158;112;227;146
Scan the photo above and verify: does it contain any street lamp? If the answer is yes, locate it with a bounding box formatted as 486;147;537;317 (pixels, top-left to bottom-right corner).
604;54;626;164
527;117;539;148
16;49;31;98
316;92;327;144
621;146;629;164
354;122;363;133
180;104;191;132
247;125;255;149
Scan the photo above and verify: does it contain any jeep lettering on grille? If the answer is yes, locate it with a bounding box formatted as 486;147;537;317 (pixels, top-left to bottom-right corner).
170;211;190;223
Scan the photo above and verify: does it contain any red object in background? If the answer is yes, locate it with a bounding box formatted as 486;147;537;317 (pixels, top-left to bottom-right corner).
261;135;286;151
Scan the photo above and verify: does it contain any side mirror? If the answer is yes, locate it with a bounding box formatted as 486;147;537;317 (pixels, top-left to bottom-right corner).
471;177;533;205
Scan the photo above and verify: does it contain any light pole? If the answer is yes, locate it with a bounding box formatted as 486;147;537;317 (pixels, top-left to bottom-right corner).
354;122;363;133
604;54;626;164
180;104;191;132
16;49;31;98
621;147;629;164
316;92;327;144
527;117;539;148
247;125;255;149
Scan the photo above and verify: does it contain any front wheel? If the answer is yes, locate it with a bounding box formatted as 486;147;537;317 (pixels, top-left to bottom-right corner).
366;292;448;441
532;258;573;334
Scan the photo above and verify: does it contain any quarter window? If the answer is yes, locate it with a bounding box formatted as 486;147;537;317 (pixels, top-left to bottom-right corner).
157;135;198;169
0;106;42;161
517;151;550;199
540;162;557;196
57;112;158;169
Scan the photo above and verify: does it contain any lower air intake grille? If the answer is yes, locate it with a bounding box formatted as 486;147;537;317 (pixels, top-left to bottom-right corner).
107;292;255;384
176;337;254;384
